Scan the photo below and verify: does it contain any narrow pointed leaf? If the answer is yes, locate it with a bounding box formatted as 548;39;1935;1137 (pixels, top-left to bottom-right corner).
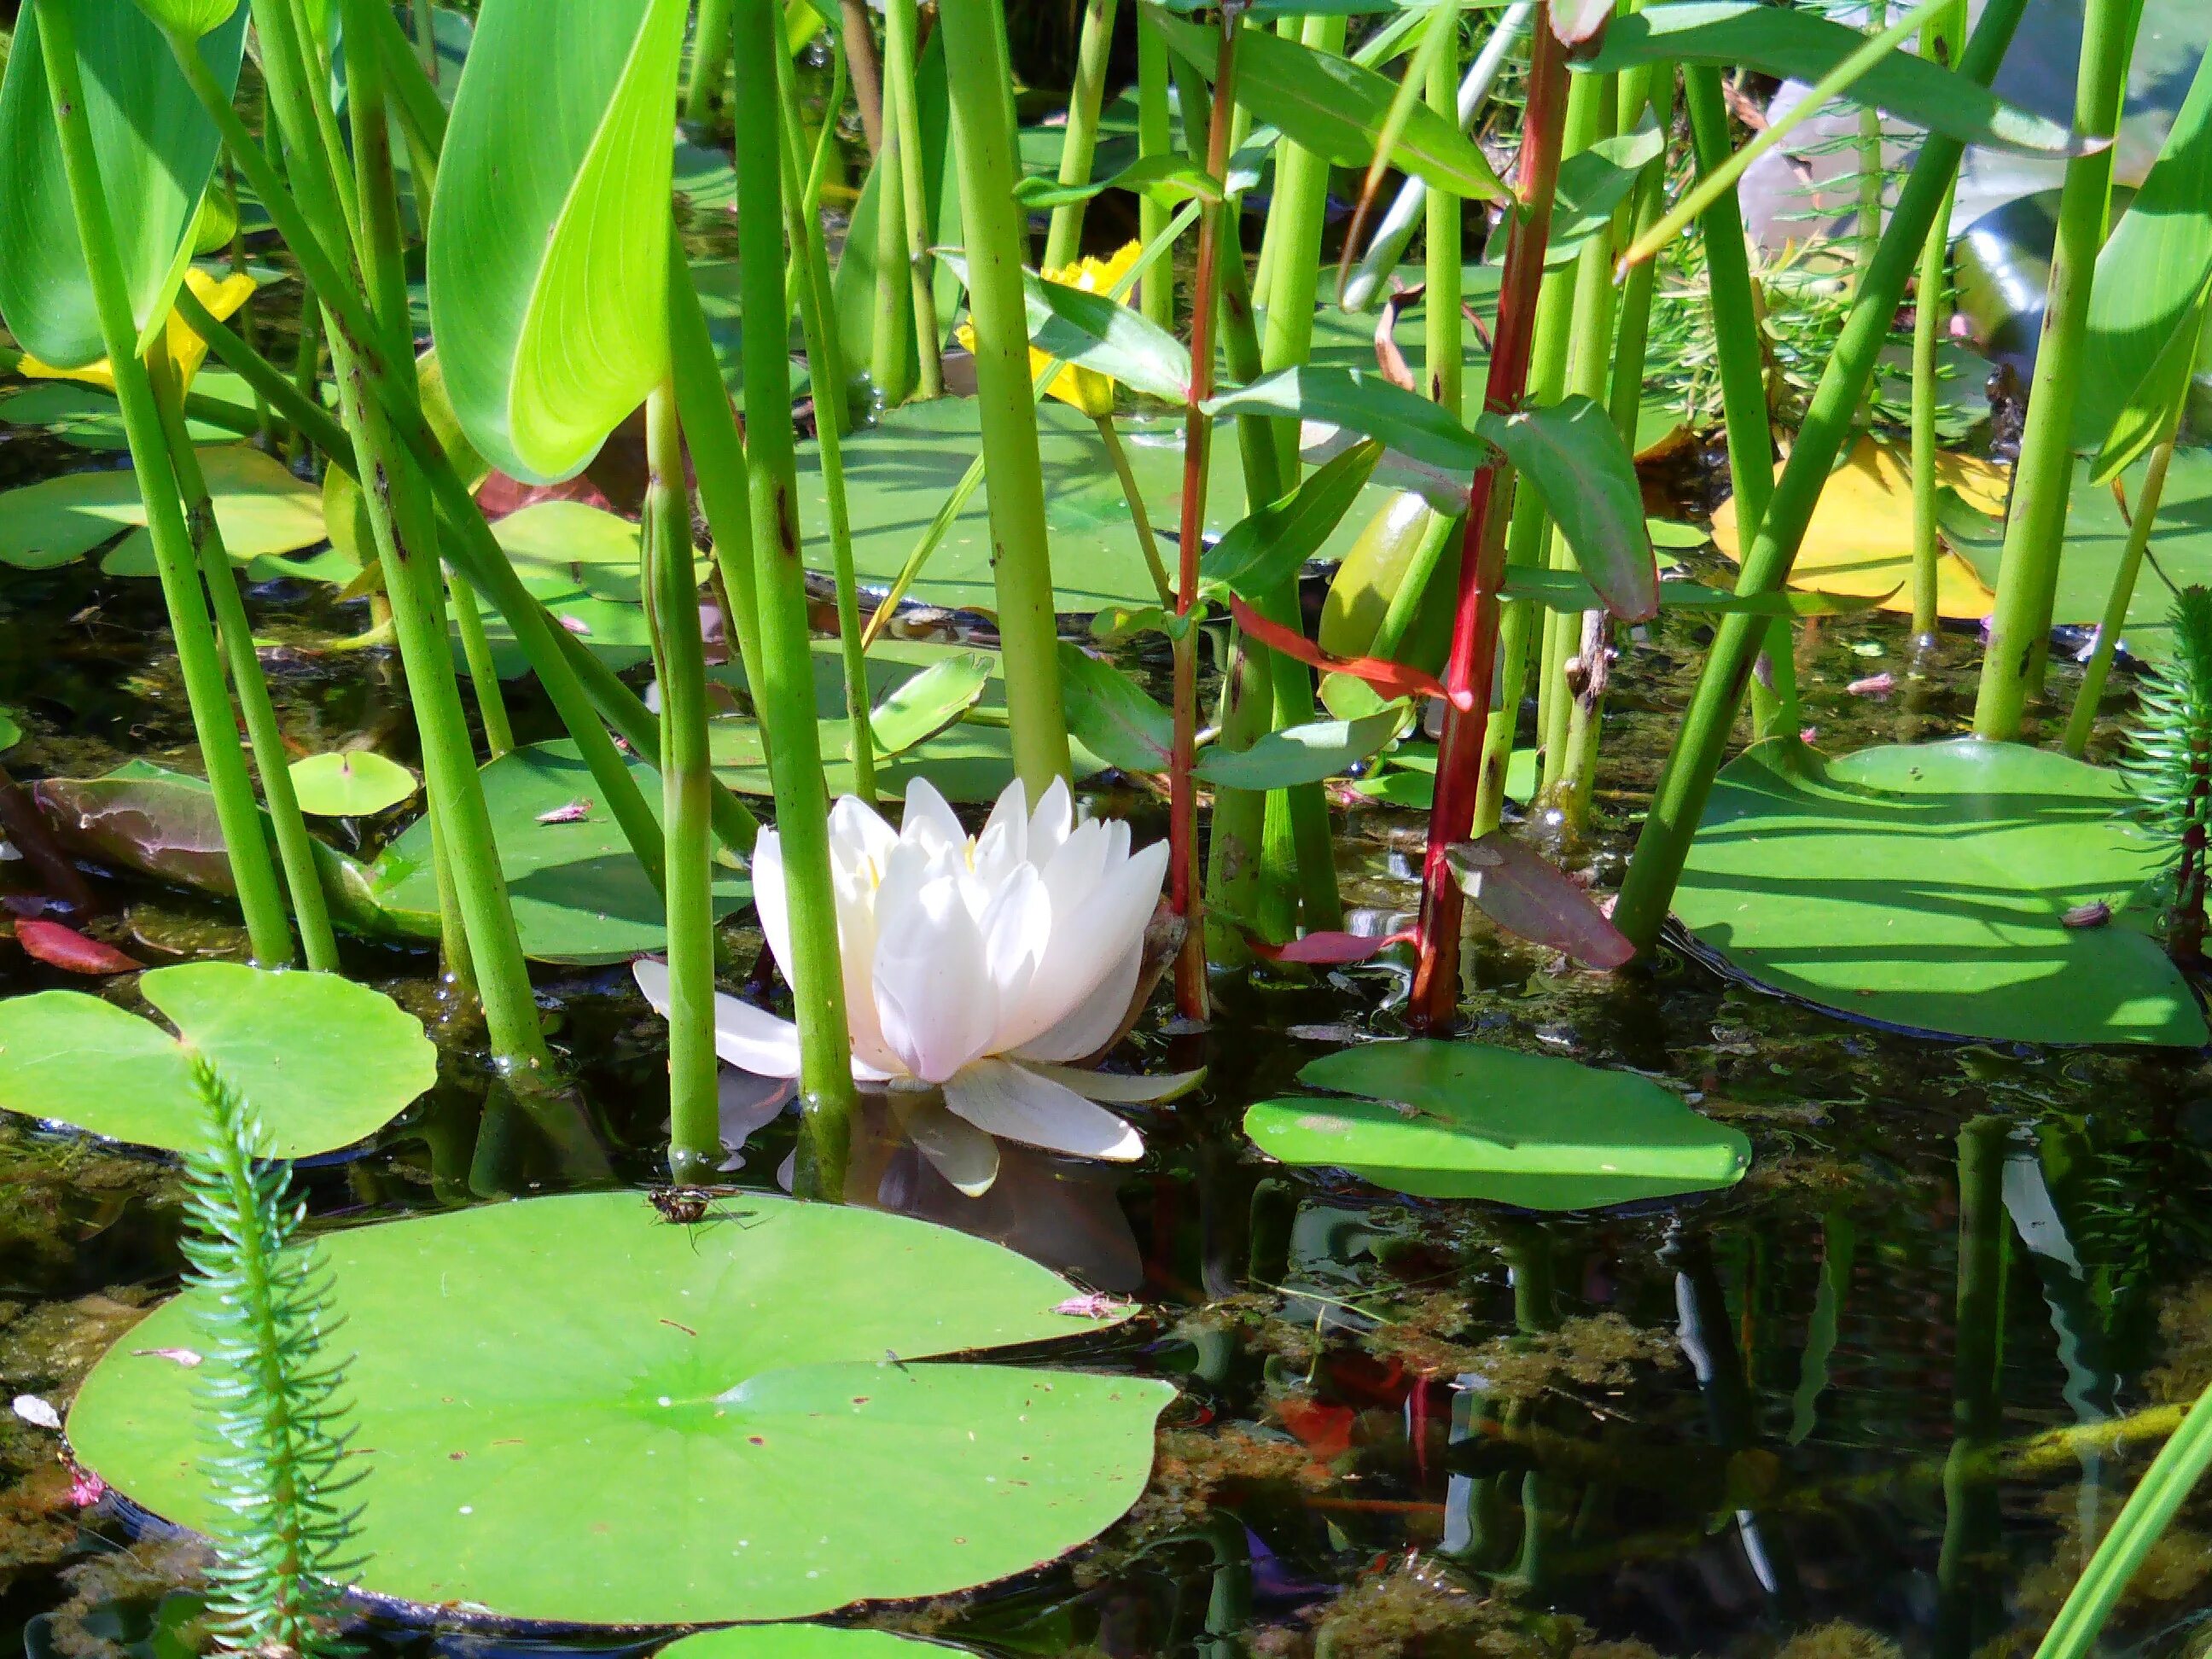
1545;117;1664;270
941;251;1193;405
1200;439;1382;598
1204;366;1481;474
428;0;688;483
1194;702;1409;789
0;0;248;367
1227;595;1459;707
1057;643;1174;774
1476;396;1657;620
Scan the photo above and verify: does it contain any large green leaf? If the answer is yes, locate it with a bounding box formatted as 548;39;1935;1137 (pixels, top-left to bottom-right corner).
2073;45;2212;477
68;1193;1174;1625
1193;704;1406;789
370;740;749;963
428;0;687;482
137;0;243;36
1474;397;1656;621
1581;3;2087;157
1245;1039;1752;1211
0;447;324;572
1200;439;1382;598
0;1;248;367
1056;643;1174;775
1674;739;2207;1047
1150;10;1506;200
0;963;435;1156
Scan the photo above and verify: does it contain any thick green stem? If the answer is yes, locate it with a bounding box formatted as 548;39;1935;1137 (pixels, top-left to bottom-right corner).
882;0;944;398
1423;18;1464;417
1971;0;2133;738
644;380;720;1181
150;347;340;973
1908;1;1967;646
870;116;917;407
33;0;294;968
1041;0;1122;272
937;0;1074;793
1611;0;2033;953
324;0;549;1067
684;0;736;122
2062;439;2178;757
776;45;879;805
1136;9;1177;332
730;0;859;1201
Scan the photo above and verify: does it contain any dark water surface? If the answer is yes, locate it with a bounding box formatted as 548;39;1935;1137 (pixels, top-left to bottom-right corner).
3;387;2211;1659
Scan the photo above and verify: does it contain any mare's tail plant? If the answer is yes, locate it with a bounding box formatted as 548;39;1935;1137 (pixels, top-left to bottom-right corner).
2122;586;2212;966
182;1056;361;1659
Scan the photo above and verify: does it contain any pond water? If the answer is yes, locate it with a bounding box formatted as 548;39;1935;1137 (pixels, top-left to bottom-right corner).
3;370;2209;1659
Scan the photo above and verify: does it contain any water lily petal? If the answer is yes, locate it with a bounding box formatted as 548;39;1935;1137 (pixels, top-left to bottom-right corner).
971;777;1031;890
1010;927;1145;1063
998;837;1169;1055
898;775;967;861
872;874;1002;1082
632;958;802;1077
978;861;1051;1012
749;829;794;984
887;1091;1002;1197
718;1068;797;1149
1022;1062;1207;1103
940;1058;1144;1161
829;792;898;882
1028;775;1074;868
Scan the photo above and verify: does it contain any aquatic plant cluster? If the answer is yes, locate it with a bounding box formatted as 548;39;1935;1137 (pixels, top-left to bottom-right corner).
0;0;2209;1654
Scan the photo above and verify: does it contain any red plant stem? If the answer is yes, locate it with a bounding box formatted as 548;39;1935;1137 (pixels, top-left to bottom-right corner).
1168;10;1241;1022
1408;21;1574;1031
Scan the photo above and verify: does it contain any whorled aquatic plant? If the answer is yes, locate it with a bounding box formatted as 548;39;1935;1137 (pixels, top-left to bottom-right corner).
2121;585;2212;964
179;1055;361;1659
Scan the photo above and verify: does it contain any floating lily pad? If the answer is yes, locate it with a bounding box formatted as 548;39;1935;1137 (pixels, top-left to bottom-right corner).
661;1630;949;1659
0;372;257;449
491;498;644;603
68;1192;1174;1625
0;446;324;572
287;751;419;817
1348;744;1535;809
1674;738;2206;1045
1245;1039;1751;1211
370;740;749;963
0;962;435;1156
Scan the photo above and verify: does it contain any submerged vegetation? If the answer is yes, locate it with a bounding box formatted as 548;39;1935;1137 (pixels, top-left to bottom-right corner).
0;0;2209;1653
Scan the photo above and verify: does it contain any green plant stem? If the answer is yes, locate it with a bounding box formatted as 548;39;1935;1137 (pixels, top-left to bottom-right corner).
148;346;340;974
1094;416;1175;606
278;0;363;259
1610;0;2033;955
1972;0;2133;737
729;0;860;1202
776;44;879;805
643;379;720;1181
32;0;296;969
320;0;549;1068
1136;9;1177;332
685;0;737;121
1041;0;1122;272
445;574;515;755
882;0;944;398
1423;16;1464;416
936;0;1074;795
1906;9;1966;643
1858;0;1889;273
870;115;917;407
2062;440;2179;757
1937;1117;2010;1656
1681;64;1796;744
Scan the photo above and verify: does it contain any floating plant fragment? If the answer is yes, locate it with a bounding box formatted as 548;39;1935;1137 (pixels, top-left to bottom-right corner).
67;1193;1175;1625
0;962;436;1156
1244;1039;1751;1211
1673;738;2207;1045
286;751;419;818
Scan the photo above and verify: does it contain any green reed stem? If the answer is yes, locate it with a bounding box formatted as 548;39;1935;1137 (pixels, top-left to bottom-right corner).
870;114;917;407
729;0;859;1201
936;0;1074;794
32;0;294;969
1136;9;1177;332
685;0;737;121
1611;0;2032;954
1857;0;1889;274
1423;15;1464;417
1095;416;1176;607
1042;0;1122;271
643;379;720;1181
2063;439;2180;757
882;0;944;398
776;43;879;804
1909;7;1967;643
323;0;548;1066
149;346;340;973
445;574;515;756
1972;0;2133;738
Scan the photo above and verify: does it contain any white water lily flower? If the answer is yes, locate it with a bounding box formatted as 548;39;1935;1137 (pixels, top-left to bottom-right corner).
634;775;1194;1169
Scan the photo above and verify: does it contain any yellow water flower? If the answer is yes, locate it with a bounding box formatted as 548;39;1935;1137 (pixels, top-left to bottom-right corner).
958;241;1141;418
19;267;259;399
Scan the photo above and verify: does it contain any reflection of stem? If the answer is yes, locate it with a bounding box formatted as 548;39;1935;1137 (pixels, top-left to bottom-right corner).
1937;1116;2011;1659
1199;1511;1252;1659
1787;1209;1856;1446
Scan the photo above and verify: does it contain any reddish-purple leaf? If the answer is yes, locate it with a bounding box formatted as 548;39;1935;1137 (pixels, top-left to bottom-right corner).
1250;928;1417;965
1227;597;1467;709
1446;833;1634;968
13;917;143;975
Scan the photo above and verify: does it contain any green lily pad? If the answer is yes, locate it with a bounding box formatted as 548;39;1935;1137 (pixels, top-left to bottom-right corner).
1348;743;1535;809
370;740;749;963
1674;738;2207;1046
0;446;323;572
0;708;20;752
491;498;644;603
0;372;258;449
1942;448;2212;664
1245;1039;1751;1211
661;1630;949;1659
287;751;419;817
0;962;436;1156
67;1192;1175;1625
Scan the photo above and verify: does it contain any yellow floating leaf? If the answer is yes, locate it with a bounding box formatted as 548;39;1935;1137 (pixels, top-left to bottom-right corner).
1712;434;2008;620
18;266;259;399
